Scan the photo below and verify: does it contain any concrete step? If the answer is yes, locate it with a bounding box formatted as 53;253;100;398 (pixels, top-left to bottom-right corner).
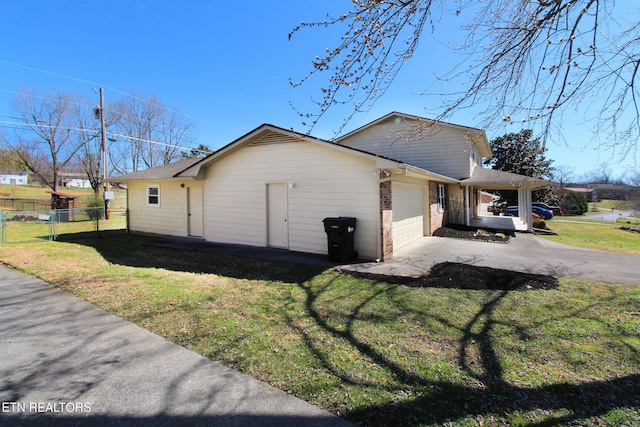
471;215;527;231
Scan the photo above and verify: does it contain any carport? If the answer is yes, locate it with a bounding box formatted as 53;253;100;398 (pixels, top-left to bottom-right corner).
460;168;549;231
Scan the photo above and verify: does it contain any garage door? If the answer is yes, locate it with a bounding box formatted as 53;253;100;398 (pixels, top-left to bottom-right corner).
392;183;425;251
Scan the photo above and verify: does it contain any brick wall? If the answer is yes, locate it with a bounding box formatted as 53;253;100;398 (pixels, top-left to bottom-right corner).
379;181;393;260
429;182;448;234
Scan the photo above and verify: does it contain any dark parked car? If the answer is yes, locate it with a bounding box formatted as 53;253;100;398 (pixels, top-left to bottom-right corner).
532;202;562;216
507;205;554;220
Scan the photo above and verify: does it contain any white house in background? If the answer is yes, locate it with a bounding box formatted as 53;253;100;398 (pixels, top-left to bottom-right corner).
113;112;548;261
58;172;92;189
0;171;28;185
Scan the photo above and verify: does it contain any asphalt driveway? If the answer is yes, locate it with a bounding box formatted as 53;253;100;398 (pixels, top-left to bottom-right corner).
0;265;350;426
339;233;640;285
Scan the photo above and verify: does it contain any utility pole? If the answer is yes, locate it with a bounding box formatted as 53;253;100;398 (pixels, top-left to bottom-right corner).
99;87;111;220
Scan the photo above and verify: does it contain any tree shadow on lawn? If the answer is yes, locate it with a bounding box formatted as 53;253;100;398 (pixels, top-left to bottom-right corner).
351;261;560;291
56;231;640;425
56;230;328;284
294;265;639;426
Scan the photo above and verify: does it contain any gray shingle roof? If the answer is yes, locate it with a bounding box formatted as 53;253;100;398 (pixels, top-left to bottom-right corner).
111;158;201;182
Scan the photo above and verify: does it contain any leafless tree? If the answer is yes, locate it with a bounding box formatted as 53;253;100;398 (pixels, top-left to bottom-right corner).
110;92;162;174
553;164;575;188
10;88;82;191
290;1;640;161
157;108;195;165
629;169;640;187
0;138;25;173
553;165;575;188
70;100;100;194
110;91;194;174
627;169;640;212
70;93;120;195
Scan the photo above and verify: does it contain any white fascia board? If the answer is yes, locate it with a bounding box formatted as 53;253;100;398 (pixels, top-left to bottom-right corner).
401;164;460;184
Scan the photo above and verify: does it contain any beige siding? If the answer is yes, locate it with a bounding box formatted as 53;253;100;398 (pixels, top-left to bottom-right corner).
339;119;475;179
203;140;381;260
392;182;426;251
127;181;189;236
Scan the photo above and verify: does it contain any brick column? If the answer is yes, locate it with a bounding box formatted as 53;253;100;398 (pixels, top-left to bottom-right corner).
380;181;393;261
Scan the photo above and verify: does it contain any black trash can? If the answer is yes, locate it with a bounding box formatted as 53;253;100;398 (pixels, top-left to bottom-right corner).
323;217;357;262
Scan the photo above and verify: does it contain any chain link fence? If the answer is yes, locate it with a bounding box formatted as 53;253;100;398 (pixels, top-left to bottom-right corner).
0;198;50;211
0;208;127;243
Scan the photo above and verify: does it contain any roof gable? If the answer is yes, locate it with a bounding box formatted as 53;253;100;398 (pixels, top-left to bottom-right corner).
246;130;301;147
336;111;492;158
176;123;405;178
111;113;546;189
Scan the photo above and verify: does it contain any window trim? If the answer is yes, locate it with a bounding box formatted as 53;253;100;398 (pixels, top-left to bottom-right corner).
437;184;445;212
146;184;160;207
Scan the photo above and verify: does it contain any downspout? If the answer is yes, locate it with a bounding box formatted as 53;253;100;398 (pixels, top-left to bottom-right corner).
376;177;382;262
388;166;407;181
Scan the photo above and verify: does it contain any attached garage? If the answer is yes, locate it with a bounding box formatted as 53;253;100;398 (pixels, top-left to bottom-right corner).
115;121;464;262
114;112;548;263
392;182;426;251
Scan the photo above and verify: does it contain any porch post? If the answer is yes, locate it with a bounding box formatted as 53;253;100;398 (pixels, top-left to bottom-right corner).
518;185;533;231
465;185;470;226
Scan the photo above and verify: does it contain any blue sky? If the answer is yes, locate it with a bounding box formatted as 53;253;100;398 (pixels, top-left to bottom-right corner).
0;1;636;181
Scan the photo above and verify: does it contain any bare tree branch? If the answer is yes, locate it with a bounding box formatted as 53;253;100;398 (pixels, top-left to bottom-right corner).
10;88;82;191
110;91;193;174
291;1;640;162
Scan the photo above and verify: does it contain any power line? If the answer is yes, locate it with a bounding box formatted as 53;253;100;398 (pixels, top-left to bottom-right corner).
0;59;239;135
1;83;226;150
0;84;212;152
0;120;99;135
107;132;212;154
0;120;213;155
0;60;100;87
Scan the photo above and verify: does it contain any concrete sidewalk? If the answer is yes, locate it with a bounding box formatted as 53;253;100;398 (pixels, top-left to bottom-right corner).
339;233;640;285
0;265;351;426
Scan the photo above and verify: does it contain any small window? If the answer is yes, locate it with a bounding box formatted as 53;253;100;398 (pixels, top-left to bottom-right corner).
437;184;446;212
147;185;160;207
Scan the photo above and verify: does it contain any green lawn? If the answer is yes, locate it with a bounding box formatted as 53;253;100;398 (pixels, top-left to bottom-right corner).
1;184;127;243
588;200;633;212
0;183;95;198
0;184;127;210
542;220;640;254
1;232;638;426
1;210;127;243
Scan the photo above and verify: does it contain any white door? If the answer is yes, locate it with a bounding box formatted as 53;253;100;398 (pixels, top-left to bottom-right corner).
392;183;424;251
267;183;288;248
187;186;203;237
